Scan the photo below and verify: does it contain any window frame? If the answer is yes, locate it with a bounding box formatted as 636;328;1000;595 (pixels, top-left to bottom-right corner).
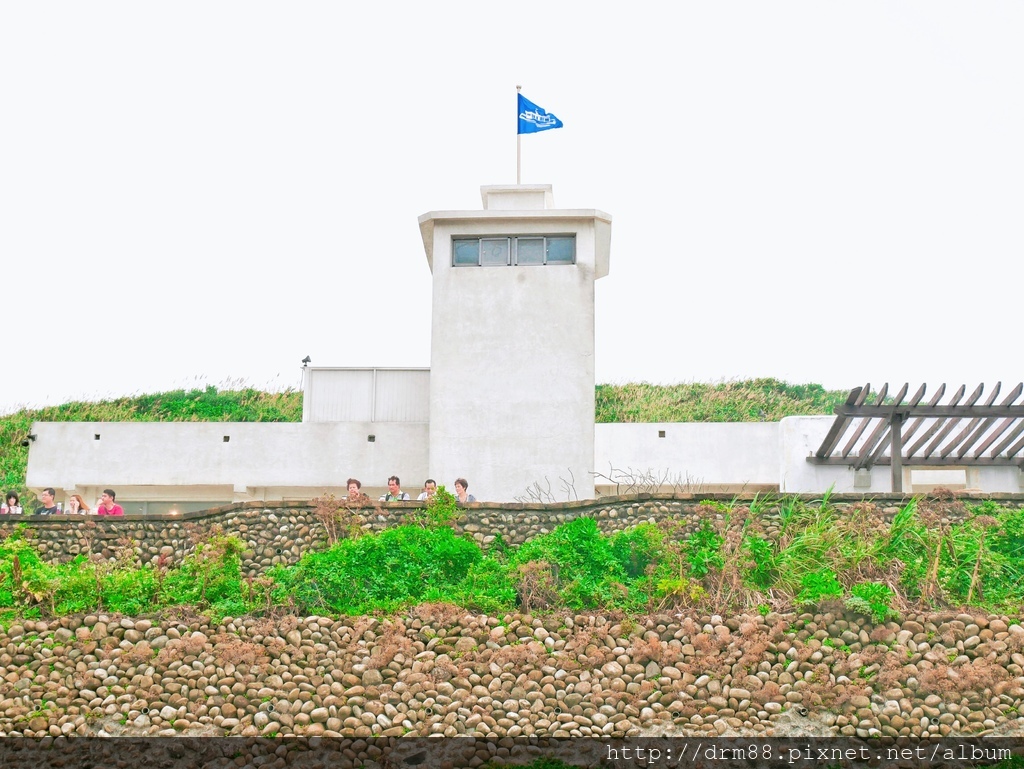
451;235;576;267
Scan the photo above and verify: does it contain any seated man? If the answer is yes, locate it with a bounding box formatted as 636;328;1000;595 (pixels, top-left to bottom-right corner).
416;479;437;501
379;475;410;502
34;487;61;515
96;489;125;516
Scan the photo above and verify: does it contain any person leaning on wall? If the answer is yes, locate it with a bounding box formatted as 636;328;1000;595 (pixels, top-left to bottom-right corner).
416;479;437;501
346;478;369;503
96;489;124;516
0;491;22;515
66;494;91;515
35;488;61;515
454;478;476;504
379;476;410;502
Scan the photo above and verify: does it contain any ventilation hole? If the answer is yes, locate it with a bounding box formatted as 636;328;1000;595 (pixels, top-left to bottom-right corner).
223;436;230;443
94;434;101;440
658;430;666;438
367;434;376;442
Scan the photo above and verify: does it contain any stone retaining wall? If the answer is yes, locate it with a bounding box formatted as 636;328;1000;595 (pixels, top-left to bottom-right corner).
0;608;1021;746
1;493;1021;577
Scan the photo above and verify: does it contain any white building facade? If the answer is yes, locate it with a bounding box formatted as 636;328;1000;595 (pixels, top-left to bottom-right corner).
24;185;1024;510
419;185;610;502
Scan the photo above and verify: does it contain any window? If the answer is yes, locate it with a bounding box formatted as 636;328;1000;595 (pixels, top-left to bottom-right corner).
452;235;575;266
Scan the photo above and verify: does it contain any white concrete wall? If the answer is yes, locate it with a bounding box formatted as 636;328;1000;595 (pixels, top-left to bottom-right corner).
595;422;779;493
26;421;429;503
420;188;611;502
25;417;1023;505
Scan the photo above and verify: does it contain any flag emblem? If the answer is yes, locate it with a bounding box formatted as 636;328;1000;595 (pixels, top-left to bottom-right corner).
518;93;563;135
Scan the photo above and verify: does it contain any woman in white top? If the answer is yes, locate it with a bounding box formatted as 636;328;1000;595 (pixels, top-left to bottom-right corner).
0;491;23;515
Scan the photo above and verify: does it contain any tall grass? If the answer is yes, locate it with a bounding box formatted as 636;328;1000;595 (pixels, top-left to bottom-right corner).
595;378;848;423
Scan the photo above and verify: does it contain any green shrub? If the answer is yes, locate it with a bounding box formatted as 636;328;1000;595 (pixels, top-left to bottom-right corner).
417;485;463;529
683;520;724;578
609;523;665;578
427;558;517;614
796;568;843;608
273;525;481;614
742;535;775;589
845;581;897;623
161;535;244;607
103;568;159;615
512;518;631;609
52;557;99;615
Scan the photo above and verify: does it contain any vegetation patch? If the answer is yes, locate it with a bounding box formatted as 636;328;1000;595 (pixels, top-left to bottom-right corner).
0;493;1021;622
595;377;847;423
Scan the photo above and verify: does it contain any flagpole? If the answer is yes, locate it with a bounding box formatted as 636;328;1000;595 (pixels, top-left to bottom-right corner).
516;85;521;185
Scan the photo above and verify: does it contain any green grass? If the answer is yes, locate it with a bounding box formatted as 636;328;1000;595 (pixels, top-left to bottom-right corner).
596;378;849;423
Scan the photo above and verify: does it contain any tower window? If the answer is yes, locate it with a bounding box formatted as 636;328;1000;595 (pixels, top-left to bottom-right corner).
452;236;575;267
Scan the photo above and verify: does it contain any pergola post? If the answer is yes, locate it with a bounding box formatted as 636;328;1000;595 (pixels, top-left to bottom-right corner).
890;413;903;493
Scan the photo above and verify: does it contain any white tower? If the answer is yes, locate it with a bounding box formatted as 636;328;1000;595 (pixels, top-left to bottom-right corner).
419;185;612;501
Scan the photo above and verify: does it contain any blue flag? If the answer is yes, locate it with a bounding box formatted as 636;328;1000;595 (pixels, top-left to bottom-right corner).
518;93;563;134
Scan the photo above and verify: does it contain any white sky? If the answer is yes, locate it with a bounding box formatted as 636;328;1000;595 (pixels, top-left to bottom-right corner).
1;2;1021;414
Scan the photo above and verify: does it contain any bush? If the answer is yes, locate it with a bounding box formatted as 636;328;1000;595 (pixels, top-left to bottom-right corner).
161;534;244;607
845;581;897;623
609;523;664;578
796;568;843;608
273;525;482;614
429;558;517;614
511;518;631;610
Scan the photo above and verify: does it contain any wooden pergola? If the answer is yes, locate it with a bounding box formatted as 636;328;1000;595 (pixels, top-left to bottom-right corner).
809;382;1024;492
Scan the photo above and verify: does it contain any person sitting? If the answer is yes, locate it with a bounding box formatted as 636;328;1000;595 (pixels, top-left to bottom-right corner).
346;478;369;503
416;479;437;501
454;478;476;504
96;489;125;516
66;494;91;515
0;491;22;515
35;487;61;515
379;475;410;501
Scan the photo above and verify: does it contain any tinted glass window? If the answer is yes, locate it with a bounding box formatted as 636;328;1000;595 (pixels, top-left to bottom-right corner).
516;238;544;265
547;237;575;264
481;238;510;266
453;239;479;266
